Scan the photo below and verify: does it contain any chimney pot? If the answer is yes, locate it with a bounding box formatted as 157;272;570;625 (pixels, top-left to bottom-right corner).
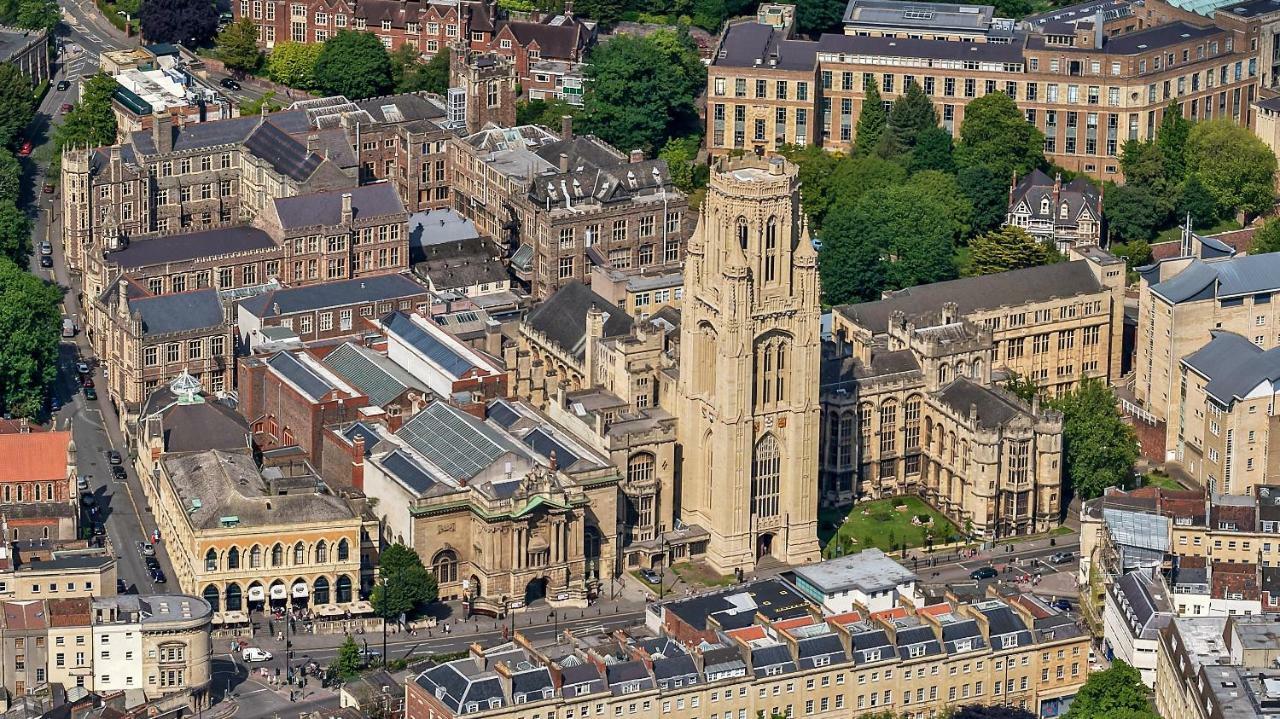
560;114;573;139
629;149;644;164
558;153;569;173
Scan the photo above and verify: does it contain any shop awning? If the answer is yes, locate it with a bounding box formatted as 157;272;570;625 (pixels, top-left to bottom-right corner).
291;582;309;598
247;586;266;601
269;584;288;600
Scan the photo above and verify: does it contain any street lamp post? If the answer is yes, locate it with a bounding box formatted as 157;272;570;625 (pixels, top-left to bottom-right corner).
550;609;558;641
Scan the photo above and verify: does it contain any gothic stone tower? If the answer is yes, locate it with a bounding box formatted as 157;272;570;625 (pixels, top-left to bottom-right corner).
676;155;822;573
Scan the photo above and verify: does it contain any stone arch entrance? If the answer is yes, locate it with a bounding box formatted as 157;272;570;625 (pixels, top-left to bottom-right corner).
756;532;775;560
524;576;549;605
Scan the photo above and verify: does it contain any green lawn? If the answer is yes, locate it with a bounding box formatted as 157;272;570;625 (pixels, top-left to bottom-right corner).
822;496;960;558
1142;471;1183;491
1154;218;1241;244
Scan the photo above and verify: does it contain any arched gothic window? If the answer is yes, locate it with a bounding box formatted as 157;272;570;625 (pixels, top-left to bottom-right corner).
751;435;781;518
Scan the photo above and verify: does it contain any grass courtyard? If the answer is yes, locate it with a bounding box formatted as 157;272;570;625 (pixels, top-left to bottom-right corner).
821;496;960;558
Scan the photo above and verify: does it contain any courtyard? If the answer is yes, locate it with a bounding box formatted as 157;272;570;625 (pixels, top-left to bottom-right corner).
820;496;960;558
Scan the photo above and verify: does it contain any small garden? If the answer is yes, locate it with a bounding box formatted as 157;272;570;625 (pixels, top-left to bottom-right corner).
821;496;959;558
1141;470;1183;491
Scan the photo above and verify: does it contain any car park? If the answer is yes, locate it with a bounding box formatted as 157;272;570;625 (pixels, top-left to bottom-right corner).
969;566;998;580
242;648;272;662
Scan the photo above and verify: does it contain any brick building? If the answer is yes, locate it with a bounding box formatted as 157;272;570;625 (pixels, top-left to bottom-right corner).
449;120;689;298
0;431;78;542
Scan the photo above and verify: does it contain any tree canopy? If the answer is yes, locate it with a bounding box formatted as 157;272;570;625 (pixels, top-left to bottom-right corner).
966;226;1062;277
14;0;57;32
0;258;61;418
955;91;1045;179
391;47;450;94
331;635;363;679
1050;377;1139;500
370;543;438;621
794;0;845;35
582;28;704;155
313;30;394;100
215;18;263;75
0;201;32;265
1185;119;1278;219
267;41;323;90
0;63;34;149
0;149;19;205
888;79;938;151
139;0;218;45
852;79;887;158
1104;183;1165;244
54;73;119;152
1156;100;1191;184
909;126;955;174
956;164;1010;236
1063;661;1158;719
1251;219;1280;255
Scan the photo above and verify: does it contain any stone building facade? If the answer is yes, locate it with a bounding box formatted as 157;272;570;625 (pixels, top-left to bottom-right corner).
449;120;689;298
705;0;1260;180
823;305;1065;539
675;155;822;572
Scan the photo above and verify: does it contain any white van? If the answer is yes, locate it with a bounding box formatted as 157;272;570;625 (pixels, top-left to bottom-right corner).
62;318;75;337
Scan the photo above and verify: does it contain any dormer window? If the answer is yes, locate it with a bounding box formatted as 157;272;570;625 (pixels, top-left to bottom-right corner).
909;644;927;658
1000;634;1019;649
515;694;526;705
1059;202;1069;219
488;699;501;709
465;701;477;712
865;649;881;662
1040;197;1050;214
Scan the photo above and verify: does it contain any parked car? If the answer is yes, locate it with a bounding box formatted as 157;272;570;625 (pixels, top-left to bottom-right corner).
111;465;126;480
82;376;94;388
107;450;121;465
80;493;95;507
91;522;105;536
639;568;661;585
42;182;54;193
116;578;128;594
137;542;155;557
83;386;96;400
969;566;998;580
1050;551;1075;564
144;556;160;570
56;80;70;91
16;140;32;157
76;362;90;375
39;241;52;256
220;77;241;91
1051;598;1071;611
150;568;167;584
40;255;53;268
76;475;89;491
242;648;272;662
50;395;60;411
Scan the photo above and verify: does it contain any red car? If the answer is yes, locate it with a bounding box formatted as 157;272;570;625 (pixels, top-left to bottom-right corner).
81;376;94;388
16;140;32;157
60;103;72;115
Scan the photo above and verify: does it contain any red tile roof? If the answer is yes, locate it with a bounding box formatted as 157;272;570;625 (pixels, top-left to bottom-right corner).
0;431;70;483
2;600;48;630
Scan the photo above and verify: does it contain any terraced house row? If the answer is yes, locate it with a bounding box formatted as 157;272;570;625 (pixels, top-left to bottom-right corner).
708;0;1265;179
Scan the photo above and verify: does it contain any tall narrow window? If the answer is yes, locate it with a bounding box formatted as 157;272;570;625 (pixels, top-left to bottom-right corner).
737;217;749;251
764;216;778;282
752;435;781;518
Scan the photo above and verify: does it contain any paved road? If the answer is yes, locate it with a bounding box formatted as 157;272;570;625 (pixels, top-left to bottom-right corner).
20;20;177;596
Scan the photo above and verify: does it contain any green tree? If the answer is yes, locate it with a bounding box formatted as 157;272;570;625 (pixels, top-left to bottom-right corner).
817;200;884;305
516;97;581;128
1119;138;1167;188
908;126;955;174
1185;119;1278;219
215;18;263;75
313;30;393;100
1104;183;1164;243
956;164;1009;236
1250;219;1280;255
573;0;625;28
1050;377;1139;501
966;226;1062;276
239;91;284;116
0;63;35;149
268;41;324;91
53;73;119;152
137;0;218;45
1156;99;1192;184
794;0;845;35
0;200;32;265
781;144;907;229
1003;372;1041;403
1063;661;1157;719
583;29;704;155
1176;173;1219;228
0;258;61;418
910;170;972;240
852;79;887;158
0;149;19;204
15;0;58;31
888;79;938;150
396;48;450;93
331;635;363;679
371;543;438;621
659;134;706;193
955;92;1045;179
1109;238;1154;272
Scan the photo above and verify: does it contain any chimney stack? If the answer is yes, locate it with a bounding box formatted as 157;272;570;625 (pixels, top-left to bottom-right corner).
351;435;366;491
558;153;570;173
629;149;644;164
560;114;573;139
152;112;174;154
341;193;353;224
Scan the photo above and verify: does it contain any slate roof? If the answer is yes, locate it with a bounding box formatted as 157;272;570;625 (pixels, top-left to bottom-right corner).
796;634;848;669
652;653;699;685
240;273;427;318
272;182;406;229
106;226;276;269
355;92;447;124
414;236;509;290
322;342;427;406
1009;169;1101;223
127;112;311;156
836;261;1103;333
266;351;344;401
510;667;554;700
1151;254;1280;304
1182;331;1280;405
559;663;604;698
936;378;1030;429
413;660;506;714
605;661;653;694
128;289;225;336
244;121;323;181
711;22;820;71
525;281;634;359
750;644;797;677
140;388;250;454
1113;571;1174;640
